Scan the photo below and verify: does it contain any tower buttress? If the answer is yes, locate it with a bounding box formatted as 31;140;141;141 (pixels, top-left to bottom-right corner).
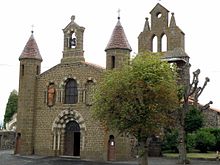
16;31;42;155
105;16;132;69
61;15;85;64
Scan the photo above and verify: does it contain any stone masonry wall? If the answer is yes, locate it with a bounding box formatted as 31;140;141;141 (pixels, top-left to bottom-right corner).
33;62;109;159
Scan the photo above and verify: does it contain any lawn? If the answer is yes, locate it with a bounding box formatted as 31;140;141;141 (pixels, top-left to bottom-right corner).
163;152;218;159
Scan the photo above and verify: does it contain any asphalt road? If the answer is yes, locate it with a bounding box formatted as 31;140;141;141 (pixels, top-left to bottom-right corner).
0;150;220;165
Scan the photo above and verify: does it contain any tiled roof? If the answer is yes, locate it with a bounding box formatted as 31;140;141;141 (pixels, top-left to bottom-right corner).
105;18;132;51
19;33;42;61
83;61;105;70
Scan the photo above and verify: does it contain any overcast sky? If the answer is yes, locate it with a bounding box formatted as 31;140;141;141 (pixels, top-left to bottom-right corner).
0;0;220;124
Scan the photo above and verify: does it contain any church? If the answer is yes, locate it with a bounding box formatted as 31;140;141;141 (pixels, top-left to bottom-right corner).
15;3;190;161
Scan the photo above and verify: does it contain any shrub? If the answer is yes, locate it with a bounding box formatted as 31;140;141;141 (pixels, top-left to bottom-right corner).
195;129;216;153
162;129;178;153
205;128;220;151
186;133;196;152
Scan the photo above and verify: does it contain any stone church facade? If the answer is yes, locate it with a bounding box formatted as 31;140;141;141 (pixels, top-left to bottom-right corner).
16;3;214;161
15;10;133;161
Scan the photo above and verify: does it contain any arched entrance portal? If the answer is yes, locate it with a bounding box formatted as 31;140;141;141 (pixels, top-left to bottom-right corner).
64;121;80;156
52;109;86;157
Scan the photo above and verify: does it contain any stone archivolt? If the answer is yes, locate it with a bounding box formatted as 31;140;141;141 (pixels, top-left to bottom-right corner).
52;109;86;131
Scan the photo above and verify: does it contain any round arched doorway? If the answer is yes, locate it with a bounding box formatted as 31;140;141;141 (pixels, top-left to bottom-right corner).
64;121;80;156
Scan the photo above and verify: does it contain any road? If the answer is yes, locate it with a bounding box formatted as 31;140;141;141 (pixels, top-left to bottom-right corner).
0;150;220;165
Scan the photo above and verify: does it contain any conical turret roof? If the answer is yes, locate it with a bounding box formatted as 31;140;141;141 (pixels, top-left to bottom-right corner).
19;32;42;61
105;18;132;51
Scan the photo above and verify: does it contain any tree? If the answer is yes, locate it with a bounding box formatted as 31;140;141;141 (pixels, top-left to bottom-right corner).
92;53;179;165
3;90;18;128
162;106;204;153
178;69;211;164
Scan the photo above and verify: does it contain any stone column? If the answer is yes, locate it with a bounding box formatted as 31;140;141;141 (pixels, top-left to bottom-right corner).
53;131;56;150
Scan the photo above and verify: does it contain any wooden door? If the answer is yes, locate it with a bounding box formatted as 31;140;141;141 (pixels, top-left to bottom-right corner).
64;121;80;156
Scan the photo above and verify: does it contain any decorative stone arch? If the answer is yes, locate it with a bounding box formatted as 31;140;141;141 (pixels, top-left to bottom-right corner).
82;77;96;92
52;109;86;155
61;76;80;87
83;77;97;105
84;77;97;84
60;76;81;104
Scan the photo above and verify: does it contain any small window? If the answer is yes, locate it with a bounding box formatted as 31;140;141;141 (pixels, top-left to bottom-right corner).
21;64;24;76
36;65;40;75
109;135;115;146
156;12;162;18
17;133;21;138
111;56;115;69
64;79;78;104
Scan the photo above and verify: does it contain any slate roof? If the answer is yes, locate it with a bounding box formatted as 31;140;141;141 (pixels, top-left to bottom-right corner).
19;32;42;61
105;18;132;51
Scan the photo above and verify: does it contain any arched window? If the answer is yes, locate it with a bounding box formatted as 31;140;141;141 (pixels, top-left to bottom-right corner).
152;35;158;52
70;32;77;48
65;79;78;104
67;32;77;48
85;80;95;105
161;34;167;52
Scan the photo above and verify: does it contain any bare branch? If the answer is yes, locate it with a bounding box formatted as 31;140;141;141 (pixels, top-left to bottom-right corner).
188;69;200;96
201;101;213;111
197;77;210;98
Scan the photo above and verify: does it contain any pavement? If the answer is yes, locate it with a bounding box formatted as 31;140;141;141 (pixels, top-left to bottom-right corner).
0;150;220;165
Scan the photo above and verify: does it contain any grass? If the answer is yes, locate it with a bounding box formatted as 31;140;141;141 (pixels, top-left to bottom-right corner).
163;152;218;159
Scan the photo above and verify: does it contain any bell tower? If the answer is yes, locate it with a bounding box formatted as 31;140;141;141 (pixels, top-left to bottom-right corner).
138;3;190;87
61;15;85;63
138;3;185;53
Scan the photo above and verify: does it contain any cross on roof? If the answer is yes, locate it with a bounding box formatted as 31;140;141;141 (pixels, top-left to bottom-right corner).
117;9;121;20
31;24;34;34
